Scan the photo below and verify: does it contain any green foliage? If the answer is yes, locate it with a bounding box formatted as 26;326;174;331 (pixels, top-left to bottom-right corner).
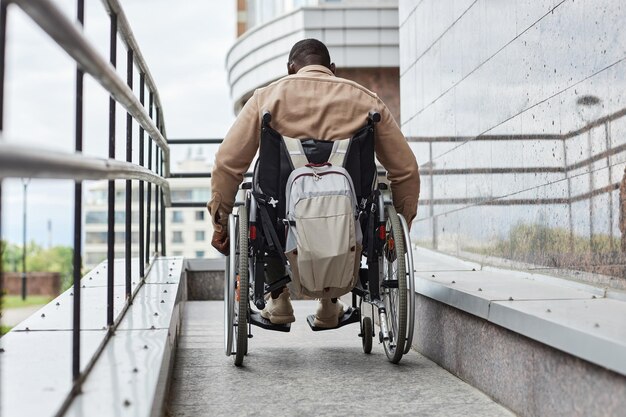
0;325;11;336
1;241;76;291
470;222;620;258
3;295;53;309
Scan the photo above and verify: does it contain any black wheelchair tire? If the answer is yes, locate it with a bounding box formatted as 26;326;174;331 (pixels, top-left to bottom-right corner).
234;206;249;366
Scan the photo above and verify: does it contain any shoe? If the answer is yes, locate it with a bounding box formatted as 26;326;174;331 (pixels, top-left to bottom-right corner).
260;288;295;324
313;298;347;328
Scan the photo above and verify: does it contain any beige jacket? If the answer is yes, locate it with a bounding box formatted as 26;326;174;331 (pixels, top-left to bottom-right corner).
208;65;420;233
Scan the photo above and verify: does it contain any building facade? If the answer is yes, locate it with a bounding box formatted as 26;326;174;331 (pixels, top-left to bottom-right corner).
83;156;219;269
228;0;401;121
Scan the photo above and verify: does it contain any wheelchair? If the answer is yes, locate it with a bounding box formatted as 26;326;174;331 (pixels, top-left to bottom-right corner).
224;110;415;366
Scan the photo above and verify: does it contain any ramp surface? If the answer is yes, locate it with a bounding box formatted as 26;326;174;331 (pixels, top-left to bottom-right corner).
167;301;514;416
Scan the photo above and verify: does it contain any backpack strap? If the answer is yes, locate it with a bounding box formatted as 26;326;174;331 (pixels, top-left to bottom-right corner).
282;135;308;169
328;138;350;167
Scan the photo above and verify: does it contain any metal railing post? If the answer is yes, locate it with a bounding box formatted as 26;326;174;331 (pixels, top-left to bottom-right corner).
155;148;160;255
125;47;133;299
0;0;6;336
0;0;7;132
21;178;28;300
107;11;117;327
72;0;85;383
138;72;145;278
157;111;165;256
146;91;153;261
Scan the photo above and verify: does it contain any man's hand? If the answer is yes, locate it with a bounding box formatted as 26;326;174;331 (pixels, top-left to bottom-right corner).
211;229;230;256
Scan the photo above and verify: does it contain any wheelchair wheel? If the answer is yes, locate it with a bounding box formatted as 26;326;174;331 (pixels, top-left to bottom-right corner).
224;215;236;356
224;207;249;366
380;206;407;363
234;206;249;366
398;213;415;354
361;316;373;354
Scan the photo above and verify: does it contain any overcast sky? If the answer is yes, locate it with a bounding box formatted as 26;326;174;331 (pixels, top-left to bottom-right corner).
1;0;235;246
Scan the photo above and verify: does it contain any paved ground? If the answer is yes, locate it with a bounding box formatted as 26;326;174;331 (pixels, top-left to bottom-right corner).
1;306;43;327
167;301;515;417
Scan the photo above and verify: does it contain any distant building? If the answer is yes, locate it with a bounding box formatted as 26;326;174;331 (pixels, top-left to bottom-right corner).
83;153;219;269
229;0;400;121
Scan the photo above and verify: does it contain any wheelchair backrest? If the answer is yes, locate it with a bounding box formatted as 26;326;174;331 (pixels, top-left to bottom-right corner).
254;118;377;223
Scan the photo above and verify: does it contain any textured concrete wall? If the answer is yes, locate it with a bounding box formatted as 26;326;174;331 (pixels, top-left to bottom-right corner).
186;270;224;300
399;0;626;283
412;293;626;417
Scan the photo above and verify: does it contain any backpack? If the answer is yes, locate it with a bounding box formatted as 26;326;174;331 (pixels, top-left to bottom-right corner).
282;136;363;298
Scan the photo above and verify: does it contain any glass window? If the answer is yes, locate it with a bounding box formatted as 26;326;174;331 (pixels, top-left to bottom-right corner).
195;250;205;258
172;211;184;223
195;231;205;241
195;210;205;221
85;211;107;224
172;231;183;243
172;251;183;256
85;232;108;244
171;189;193;201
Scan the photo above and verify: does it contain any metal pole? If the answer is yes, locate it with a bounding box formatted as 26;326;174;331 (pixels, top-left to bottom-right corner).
145;91;153;261
160;149;165;256
138;73;145;278
0;0;8;133
0;1;8;317
21;178;29;300
157;110;165;256
107;11;117;327
155;149;160;255
72;0;84;383
153;97;159;255
125;47;133;299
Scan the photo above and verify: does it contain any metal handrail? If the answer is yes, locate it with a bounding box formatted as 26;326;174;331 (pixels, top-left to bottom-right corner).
0;142;172;206
10;0;171;176
0;0;172;414
100;0;167;138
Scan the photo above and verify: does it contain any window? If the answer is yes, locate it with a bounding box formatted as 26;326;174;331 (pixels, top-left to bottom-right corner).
171;189;193;201
172;211;184;223
172;231;183;243
195;250;205;258
195;210;205;221
85;211;107;224
195;231;205;241
172;251;183;256
85;232;108;244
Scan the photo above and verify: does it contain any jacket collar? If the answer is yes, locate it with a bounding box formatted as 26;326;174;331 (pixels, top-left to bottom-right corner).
296;65;334;76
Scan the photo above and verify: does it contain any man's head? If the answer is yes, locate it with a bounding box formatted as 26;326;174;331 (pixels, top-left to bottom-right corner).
287;39;335;75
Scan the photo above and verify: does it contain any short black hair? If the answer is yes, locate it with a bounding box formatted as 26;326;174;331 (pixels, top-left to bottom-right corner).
288;38;331;67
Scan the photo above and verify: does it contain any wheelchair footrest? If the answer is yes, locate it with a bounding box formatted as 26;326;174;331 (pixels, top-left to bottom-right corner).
306;307;360;332
249;310;291;332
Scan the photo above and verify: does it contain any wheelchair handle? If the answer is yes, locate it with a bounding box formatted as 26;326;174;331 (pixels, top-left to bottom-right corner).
262;110;272;125
368;110;381;124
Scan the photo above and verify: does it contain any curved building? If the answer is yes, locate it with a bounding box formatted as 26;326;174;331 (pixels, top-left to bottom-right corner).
227;0;400;120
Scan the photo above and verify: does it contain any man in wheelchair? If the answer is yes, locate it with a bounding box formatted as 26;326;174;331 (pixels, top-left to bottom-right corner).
208;39;419;331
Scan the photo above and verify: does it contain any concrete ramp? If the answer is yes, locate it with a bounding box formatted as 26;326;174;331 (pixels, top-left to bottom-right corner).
167;301;515;417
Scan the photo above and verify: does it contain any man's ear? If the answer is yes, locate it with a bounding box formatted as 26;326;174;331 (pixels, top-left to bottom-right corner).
330;62;336;75
287;62;296;75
